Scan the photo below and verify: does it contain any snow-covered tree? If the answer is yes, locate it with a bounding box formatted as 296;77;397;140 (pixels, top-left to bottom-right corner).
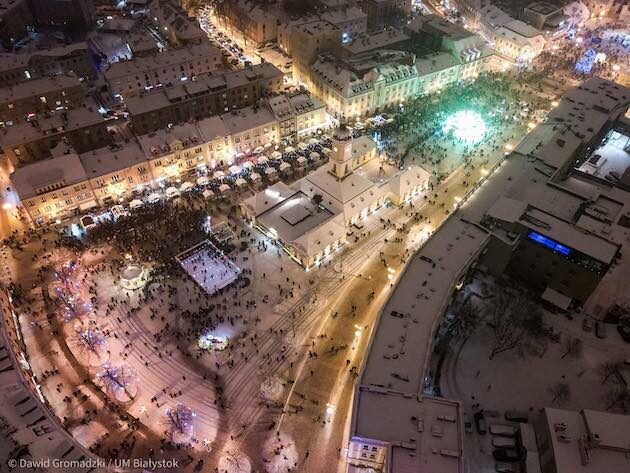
165;403;195;444
95;364;137;401
74;328;107;364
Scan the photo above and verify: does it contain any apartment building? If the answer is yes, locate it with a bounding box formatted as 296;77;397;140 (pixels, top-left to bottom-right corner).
304;18;493;117
289;92;328;139
279;20;341;86
11;153;97;225
0;75;84;126
451;0;546;62
149;0;207;46
0;98;111;165
308;52;418;119
10;88;329;225
197;115;232;168
29;0;95;30
0;0;33;50
216;0;279;46
0;42;96;88
104;42;223;100
521;2;568;30
409;16;494;95
138;122;207;183
363;0;411;31
535;408;630;473
126;62;283;134
492;21;546;62
81;141;153;206
323;6;367;41
222;105;278;156
340;28;409;59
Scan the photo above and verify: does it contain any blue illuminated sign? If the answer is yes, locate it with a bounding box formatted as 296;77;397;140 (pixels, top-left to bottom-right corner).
528;231;572;256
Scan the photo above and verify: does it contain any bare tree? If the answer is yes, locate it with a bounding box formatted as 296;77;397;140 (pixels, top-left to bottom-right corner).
487;293;545;360
560;336;583;359
448;298;480;344
95;364;137;400
166;403;195;438
598;361;622;385
74;328;107;357
549;382;571;404
603;386;630;411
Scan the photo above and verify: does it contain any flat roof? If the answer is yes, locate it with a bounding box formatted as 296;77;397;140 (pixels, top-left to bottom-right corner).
519;207;619;264
242;181;298;217
361;217;487;393
486;196;528;223
582;409;630;451
354;390;463;473
257;191;341;243
542;408;630;473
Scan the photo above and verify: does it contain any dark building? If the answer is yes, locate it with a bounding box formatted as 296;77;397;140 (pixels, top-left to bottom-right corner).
0;0;33;49
126;62;284;134
28;0;95;31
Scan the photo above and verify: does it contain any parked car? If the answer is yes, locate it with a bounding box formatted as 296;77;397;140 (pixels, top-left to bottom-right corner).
495;462;517;473
463;413;473;434
490;424;517;437
504;410;529;423
493;448;523;463
474;411;487;435
492;437;516;448
618;325;630;343
582;317;594;332
595;321;607;339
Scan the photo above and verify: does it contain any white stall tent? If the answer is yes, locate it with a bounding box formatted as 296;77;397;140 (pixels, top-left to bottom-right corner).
165;187;179;199
180;181;194;192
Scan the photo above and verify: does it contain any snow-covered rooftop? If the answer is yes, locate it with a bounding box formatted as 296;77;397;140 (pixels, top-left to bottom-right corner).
11;153;88;200
80;142;147;177
360;217;488;393
541;408;630;473
353;390;463;473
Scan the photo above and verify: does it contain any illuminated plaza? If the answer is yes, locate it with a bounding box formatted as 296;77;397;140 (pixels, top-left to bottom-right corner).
0;1;629;473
